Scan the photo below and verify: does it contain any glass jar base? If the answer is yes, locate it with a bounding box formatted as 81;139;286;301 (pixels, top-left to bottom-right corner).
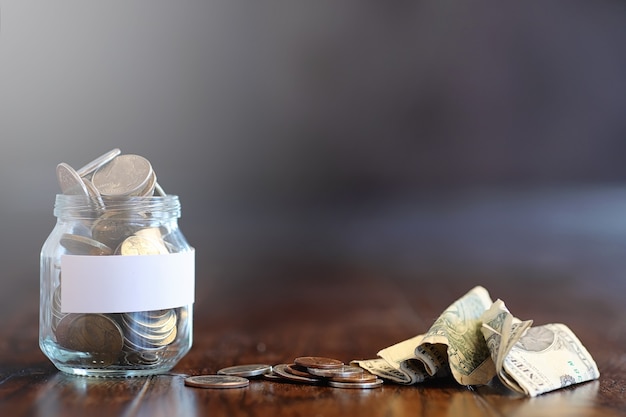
55;365;176;378
40;338;189;378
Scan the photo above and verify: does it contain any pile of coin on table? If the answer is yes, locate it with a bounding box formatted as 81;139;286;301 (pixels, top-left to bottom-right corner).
51;149;183;367
184;356;384;389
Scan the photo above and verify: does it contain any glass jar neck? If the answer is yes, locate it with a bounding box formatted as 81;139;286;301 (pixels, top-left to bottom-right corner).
53;194;181;221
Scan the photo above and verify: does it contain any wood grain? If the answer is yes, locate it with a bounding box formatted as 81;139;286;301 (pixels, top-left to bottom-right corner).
2;192;626;417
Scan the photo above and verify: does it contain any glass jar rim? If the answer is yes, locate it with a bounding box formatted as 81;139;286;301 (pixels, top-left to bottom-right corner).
53;194;182;219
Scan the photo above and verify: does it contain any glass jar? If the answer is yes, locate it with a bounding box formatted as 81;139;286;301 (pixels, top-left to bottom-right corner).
39;194;194;377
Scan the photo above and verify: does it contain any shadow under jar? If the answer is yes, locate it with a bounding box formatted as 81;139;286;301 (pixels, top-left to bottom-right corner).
39;194;194;377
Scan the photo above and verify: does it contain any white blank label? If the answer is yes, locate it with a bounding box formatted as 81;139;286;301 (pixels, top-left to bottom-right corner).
61;250;195;313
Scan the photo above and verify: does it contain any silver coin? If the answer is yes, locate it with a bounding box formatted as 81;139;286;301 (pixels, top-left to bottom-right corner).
154;182;167;196
307;365;365;378
92;154;154;196
217;364;273;378
328;378;384;389
123;334;168;352
91;212;146;250
123;315;176;339
122;311;177;329
125;327;177;348
81;177;105;209
123;309;177;329
51;285;65;331
57;163;90;196
76;148;121;177
120;350;162;366
184;375;249;389
123;322;177;345
59;233;113;255
329;372;379;383
138;171;157;196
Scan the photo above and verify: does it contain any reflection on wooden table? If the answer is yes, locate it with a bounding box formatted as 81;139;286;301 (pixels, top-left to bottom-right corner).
1;188;626;416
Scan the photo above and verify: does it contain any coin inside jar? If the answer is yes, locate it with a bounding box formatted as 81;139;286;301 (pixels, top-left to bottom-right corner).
60;234;113;256
55;313;124;366
91;212;147;250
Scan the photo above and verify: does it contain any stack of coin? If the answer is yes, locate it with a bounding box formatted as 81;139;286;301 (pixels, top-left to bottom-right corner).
268;356;383;388
121;309;178;353
187;357;384;390
51;149;179;368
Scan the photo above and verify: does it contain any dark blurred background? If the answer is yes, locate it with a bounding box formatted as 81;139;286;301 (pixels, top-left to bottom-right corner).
2;1;626;295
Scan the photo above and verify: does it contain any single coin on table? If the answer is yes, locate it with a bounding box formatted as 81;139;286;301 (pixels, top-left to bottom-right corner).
294;356;344;369
184;375;249;389
217;364;273;378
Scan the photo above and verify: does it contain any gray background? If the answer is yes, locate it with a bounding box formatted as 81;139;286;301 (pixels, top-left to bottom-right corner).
2;1;626;290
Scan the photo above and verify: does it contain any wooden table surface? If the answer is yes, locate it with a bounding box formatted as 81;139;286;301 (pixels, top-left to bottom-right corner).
1;188;626;416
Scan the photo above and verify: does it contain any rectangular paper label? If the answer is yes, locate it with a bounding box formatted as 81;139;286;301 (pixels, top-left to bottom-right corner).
61;250;195;313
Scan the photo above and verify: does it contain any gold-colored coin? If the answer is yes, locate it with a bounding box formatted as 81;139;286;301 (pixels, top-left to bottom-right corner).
91;212;145;250
117;235;169;255
55;313;124;366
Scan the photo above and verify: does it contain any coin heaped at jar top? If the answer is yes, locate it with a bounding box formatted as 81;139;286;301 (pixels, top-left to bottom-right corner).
39;149;195;377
